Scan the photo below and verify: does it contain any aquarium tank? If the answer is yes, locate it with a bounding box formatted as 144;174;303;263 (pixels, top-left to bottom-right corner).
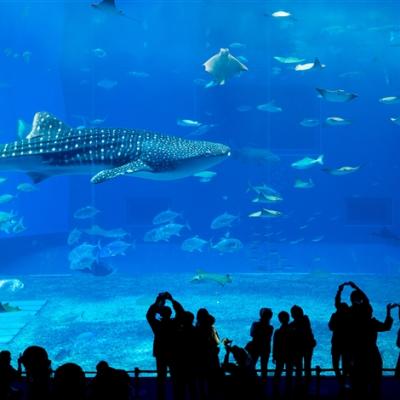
0;0;399;373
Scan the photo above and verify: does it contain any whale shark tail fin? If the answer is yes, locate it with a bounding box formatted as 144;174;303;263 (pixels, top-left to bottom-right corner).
27;112;71;140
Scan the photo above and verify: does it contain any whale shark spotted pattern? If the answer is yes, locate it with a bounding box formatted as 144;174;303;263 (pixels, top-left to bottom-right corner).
0;112;231;184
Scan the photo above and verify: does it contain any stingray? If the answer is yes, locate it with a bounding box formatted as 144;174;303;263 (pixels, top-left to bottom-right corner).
203;48;248;86
316;88;358;102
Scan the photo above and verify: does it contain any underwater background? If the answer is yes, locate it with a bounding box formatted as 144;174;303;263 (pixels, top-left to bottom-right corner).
0;0;399;372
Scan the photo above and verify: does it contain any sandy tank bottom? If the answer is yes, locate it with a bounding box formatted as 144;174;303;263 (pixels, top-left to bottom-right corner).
1;273;399;372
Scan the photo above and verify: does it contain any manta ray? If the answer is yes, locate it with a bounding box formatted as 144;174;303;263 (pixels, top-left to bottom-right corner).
203;48;248;86
0;112;231;184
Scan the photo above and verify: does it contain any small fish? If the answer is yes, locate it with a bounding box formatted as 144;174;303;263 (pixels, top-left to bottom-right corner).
236;105;252;112
295;58;326;71
157;223;189;239
90;118;107;125
316;88;358;102
300;118;319;128
193;171;217;183
17;182;38;192
248;209;283;218
248;183;280;196
177;119;202;128
274;56;305;64
152;209;181;225
379;96;400;104
92;48;107;58
326;116;351;126
390;117;400;125
312;235;324;242
229;42;246;49
68;243;98;271
323;166;360;175
212;237;243;253
73;206;100;219
22;51;32;63
211;212;239;229
299;224;308;230
97;79;118;89
0;194;15;204
67;228;82;246
128;71;150;78
291;155;324;169
294;178;314;189
257;100;282;112
181;236;208;252
191;270;232;285
0;177;7;184
203;48;248;86
290;238;304;245
271;10;292;18
188;124;216;137
84;224;128;239
99;240;133;257
252;193;283;203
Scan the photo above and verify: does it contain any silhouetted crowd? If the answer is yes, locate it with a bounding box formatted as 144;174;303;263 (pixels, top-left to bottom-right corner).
0;281;399;400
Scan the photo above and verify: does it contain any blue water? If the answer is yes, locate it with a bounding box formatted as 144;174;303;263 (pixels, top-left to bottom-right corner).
0;0;399;370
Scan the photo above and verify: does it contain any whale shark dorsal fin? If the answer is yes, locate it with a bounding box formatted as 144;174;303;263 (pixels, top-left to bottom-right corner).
90;160;153;184
27;112;70;140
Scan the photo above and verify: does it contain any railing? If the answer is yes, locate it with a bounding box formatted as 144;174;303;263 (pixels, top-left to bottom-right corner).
81;366;398;377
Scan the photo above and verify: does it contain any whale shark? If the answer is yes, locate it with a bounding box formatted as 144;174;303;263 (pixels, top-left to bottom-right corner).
0;112;231;184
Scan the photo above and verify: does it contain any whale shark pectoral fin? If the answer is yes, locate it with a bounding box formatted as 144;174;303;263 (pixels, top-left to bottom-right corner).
90;160;153;184
27;112;71;140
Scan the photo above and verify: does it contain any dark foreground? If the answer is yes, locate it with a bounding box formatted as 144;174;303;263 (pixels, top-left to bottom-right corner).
7;375;400;400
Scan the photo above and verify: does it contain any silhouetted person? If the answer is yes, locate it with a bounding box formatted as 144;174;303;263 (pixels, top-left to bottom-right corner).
90;360;130;400
289;305;316;384
53;362;86;400
19;346;52;400
246;307;273;381
146;292;184;400
195;308;221;400
173;310;197;400
328;283;351;387
345;281;395;399
272;311;294;396
396;304;400;378
0;350;21;400
222;339;258;400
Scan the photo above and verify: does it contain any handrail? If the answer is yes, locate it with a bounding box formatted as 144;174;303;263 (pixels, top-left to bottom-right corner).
79;366;398;377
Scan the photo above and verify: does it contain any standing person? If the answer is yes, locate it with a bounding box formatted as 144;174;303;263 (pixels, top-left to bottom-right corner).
272;311;294;397
195;308;221;400
328;283;351;387
173;311;198;400
289;305;316;384
19;346;52;400
346;281;395;400
0;351;21;400
146;292;184;400
246;307;274;381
